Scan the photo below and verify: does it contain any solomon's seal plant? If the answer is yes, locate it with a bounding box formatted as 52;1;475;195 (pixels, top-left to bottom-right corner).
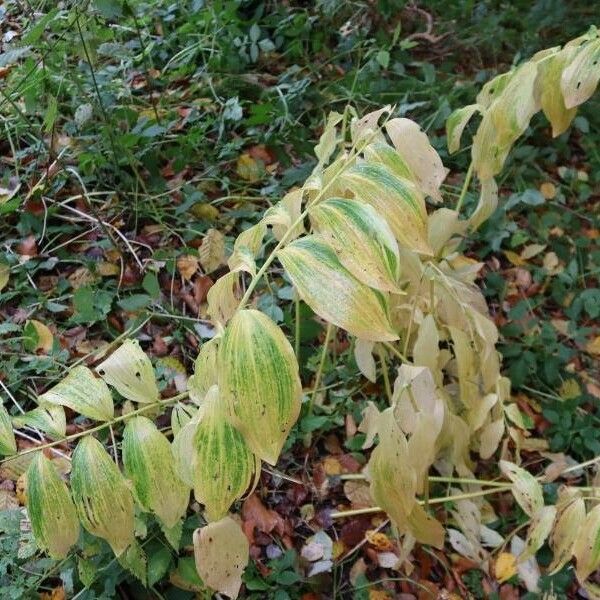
1;27;599;598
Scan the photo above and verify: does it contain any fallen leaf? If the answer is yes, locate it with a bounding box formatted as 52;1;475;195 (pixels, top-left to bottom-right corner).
177;254;199;281
242;494;285;535
559;379;581;400
199;229;225;274
520;244;546;260
366;530;395;552
539;182;556;199
0;263;9;291
586;336;600;356
323;456;342;476
344;480;373;508
236;153;264;182
24;320;54;353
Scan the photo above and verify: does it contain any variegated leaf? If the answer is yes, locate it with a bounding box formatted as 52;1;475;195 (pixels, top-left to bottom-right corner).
263;189;304;242
469;177;499;231
218;309;302;464
170;402;197;436
573;503;600;583
549;497;585;573
95;340;159;404
500;460;544;518
519;505;556;562
0;404;17;455
278;236;398;342
446;104;480;154
363;142;415;181
26;453;80;558
561;36;600;109
39;366;114;422
13;405;66;440
227;222;267;275
187;337;219;404
342;163;431;254
71;436;135;556
207;271;240;325
190;386;259;521
122;416;190;528
385;117;448;203
193;516;249;599
310;197;400;292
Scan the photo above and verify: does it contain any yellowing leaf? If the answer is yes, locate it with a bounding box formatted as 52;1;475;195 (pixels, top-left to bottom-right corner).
26;453;80;559
559;378;581;400
573;503;600;583
122;416;190;528
25;319;54;353
187;338;219;403
385;117;448;203
0;262;9;291
342;163;431;255
354;339;376;383
519;505;556;562
176;254;199;281
236;153;263;182
362;142;414;182
549;497;585;573
310;197;400;292
227;222;266;275
500;460;544;517
95;340;159;404
199;228;226;274
278;236;398;342
561;37;600;109
13;405;66;440
469;177;498;231
446;104;480;154
263;189;304;242
0;404;17;456
218;309;302;465
71;436;135;556
170;402;197;436
185;386;258;522
39;366;114;422
495;552;518;582
193;516;249;599
207;271;240;325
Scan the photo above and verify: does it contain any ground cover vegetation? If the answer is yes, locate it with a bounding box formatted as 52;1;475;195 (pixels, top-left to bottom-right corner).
0;1;599;599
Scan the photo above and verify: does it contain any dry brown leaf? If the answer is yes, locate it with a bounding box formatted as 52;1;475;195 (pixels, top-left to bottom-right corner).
242;494;285;535
199;229;225;274
344;480;373;509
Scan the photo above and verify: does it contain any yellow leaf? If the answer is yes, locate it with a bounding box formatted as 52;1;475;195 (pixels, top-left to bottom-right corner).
177;254;198;281
586;336;600;356
0;262;9;291
559;379;581;400
199;228;225;274
495;552;517;582
539;182;557;199
236;153;263;182
191;203;219;220
504;250;526;267
26;319;53;353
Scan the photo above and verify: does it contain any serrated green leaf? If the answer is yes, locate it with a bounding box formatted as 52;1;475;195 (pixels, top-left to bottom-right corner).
310;197;400;292
446;104;480;154
39;366;114;422
95;340;159;404
122;416;190;529
278;236;398;342
13;405;66;440
219;309;302;464
193;516;249;599
117;539;147;585
71;436;135;556
561;36;600;109
573;503;600;584
342;163;431;254
0;404;17;455
549;497;585;573
500;460;544;518
186;386;259;521
26;453;80;558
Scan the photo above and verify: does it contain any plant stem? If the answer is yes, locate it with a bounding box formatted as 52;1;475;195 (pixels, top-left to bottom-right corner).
455;161;474;214
0;391;189;465
338;473;509;488
378;346;393;404
294;292;301;358
330;485;513;519
309;322;334;414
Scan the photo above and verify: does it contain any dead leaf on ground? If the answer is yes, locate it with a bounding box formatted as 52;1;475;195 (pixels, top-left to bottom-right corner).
242;494;285;536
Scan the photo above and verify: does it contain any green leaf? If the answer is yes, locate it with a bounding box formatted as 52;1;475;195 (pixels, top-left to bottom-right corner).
26;453;80;558
446;104;480;154
117;539;147;585
278;236;398;342
193;516;249;599
561;36;600;109
71;436;135;556
0;404;17;455
122;416;190;529
95;339;159;404
39;366;114;422
362;142;414;181
218;309;302;465
310;197;400;292
342;163;431;254
13;405;66;440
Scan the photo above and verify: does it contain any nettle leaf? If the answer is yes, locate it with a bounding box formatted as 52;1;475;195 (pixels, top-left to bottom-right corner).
573;503;600;583
0;404;17;455
520;505;557;562
278;236;398;342
310;197;400;292
189;386;259;521
561;36;600;109
39;366;114;422
549;497;585;573
13;405;66;440
219;309;302;464
342;163;431;255
95;340;159;404
122;416;190;528
71;436;135;556
187;338;219;404
193;516;249;599
446;104;480;154
26;453;80;558
500;460;544;518
384;117;448;203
